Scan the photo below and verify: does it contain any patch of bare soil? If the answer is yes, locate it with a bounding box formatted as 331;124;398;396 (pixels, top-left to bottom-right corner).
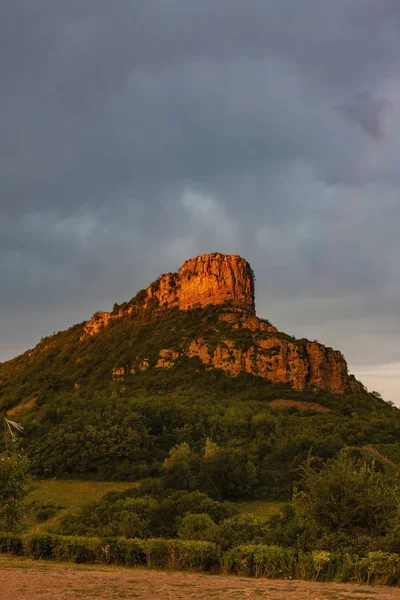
269;399;331;413
1;556;399;600
7;396;37;416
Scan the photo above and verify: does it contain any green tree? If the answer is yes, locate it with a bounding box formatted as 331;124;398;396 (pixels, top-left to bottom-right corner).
162;442;194;490
294;451;399;541
177;513;219;541
0;448;29;531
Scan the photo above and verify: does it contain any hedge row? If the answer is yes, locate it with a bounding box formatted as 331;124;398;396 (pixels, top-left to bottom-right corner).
1;535;400;585
224;545;400;585
0;534;219;572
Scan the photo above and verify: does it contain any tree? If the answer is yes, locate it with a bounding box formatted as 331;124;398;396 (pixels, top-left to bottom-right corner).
177;513;219;541
0;448;29;530
162;443;193;490
294;450;399;542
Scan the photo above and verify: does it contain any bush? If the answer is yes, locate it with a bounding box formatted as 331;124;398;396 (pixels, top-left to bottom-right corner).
223;544;296;578
36;507;57;523
51;536;100;563
23;534;55;559
101;537;219;571
354;551;400;586
166;539;220;571
0;535;23;555
100;538;145;566
177;513;219;541
217;514;271;550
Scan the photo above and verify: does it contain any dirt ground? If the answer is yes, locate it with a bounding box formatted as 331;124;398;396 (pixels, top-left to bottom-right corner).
1;555;400;600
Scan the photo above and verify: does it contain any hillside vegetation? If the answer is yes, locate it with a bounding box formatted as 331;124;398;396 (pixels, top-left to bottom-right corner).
0;300;398;500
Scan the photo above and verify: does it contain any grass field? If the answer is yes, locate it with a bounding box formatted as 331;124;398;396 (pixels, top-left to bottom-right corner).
24;479;139;532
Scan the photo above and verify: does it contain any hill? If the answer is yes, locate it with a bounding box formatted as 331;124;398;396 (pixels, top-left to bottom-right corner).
0;252;399;499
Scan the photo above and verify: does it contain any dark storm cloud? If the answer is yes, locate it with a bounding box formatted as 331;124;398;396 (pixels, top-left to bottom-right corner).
1;0;400;400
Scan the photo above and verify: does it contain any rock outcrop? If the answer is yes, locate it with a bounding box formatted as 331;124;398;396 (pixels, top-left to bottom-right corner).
81;252;362;394
82;253;254;338
185;337;360;394
122;329;360;394
149;253;255;313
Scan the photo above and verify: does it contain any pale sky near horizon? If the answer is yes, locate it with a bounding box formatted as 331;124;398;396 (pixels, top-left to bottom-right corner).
0;1;399;405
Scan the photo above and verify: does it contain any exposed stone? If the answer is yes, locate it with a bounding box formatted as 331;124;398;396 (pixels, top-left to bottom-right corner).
81;253;255;338
138;358;149;372
156;349;180;369
188;338;211;365
81;311;112;339
112;366;126;381
185;336;360;394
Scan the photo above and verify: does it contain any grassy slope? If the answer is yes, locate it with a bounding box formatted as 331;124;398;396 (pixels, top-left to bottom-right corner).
24;479;280;533
25;479;138;532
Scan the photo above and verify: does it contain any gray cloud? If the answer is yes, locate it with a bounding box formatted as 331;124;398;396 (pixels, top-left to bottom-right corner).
1;1;400;402
335;92;394;140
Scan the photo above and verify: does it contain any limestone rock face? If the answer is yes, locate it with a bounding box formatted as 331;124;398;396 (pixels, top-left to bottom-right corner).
82;253;254;338
81;252;362;395
145;253;255;313
82;311;112;337
177;254;255;313
178;335;360;393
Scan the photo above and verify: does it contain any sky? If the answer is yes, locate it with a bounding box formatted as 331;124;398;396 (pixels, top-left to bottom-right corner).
1;0;399;404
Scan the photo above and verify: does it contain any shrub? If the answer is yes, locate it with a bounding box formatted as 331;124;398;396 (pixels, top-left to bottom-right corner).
139;538;170;568
0;535;23;555
23;534;55;559
354;551;400;586
100;538;145;566
217;514;271;550
177;513;219;542
312;550;331;580
51;536;100;563
166;539;220;571
36;507;57;523
223;544;296;578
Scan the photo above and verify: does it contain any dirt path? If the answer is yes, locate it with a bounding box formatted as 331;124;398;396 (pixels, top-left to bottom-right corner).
1;555;399;600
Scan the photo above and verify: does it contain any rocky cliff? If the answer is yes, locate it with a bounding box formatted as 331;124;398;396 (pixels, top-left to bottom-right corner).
147;253;255;313
80;252;362;395
82;253;255;337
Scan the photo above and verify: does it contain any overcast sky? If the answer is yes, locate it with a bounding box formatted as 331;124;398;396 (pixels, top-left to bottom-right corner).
1;1;399;404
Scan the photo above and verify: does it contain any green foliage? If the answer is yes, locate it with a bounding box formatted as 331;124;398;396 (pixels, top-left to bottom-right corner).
56;485;237;539
0;298;397;503
223;544;297;578
373;443;400;465
354;551;400;586
177;513;219;541
216;514;272;549
294;450;400;544
0;448;29;531
162;441;258;499
0;533;220;572
3;532;400;586
1;296;400;561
